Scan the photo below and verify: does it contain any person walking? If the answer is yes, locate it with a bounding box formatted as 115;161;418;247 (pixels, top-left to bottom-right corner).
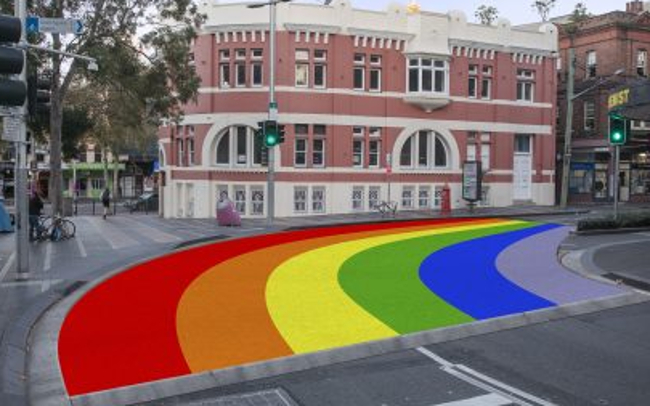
101;187;111;220
29;192;44;240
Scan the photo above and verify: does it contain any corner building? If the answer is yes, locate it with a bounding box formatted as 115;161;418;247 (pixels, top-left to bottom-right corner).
158;0;558;218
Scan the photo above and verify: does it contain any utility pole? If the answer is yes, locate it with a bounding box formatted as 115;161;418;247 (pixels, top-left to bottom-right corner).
15;0;29;277
267;1;277;225
559;47;575;209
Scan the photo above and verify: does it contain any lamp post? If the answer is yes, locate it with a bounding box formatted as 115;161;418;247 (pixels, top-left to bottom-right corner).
248;0;290;225
559;47;623;208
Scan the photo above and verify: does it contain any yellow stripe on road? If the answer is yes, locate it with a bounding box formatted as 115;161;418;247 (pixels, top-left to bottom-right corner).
266;220;520;354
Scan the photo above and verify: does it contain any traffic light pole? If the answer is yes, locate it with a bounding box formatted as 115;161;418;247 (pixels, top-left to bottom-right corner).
613;144;620;220
15;0;29;277
559;47;575;209
266;1;277;226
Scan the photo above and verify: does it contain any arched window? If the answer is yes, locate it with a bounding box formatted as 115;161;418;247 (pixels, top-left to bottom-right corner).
214;125;263;167
399;130;449;169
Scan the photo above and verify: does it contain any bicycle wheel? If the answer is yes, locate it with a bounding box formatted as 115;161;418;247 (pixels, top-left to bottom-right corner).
48;224;62;242
61;219;76;239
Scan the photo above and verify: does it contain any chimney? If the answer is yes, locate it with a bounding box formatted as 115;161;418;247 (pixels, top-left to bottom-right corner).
626;1;644;13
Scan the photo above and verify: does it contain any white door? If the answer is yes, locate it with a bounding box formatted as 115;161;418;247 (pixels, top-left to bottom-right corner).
513;135;532;200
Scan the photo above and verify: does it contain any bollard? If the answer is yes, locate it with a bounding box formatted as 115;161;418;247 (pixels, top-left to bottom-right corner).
440;183;451;216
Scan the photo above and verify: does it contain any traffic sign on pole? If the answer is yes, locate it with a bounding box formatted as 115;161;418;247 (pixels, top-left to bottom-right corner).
25;16;83;34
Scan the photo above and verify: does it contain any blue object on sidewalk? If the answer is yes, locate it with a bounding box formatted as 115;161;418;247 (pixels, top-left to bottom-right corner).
0;200;14;232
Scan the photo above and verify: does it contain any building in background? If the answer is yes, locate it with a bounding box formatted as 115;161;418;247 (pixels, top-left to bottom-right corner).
556;1;650;204
159;0;558;218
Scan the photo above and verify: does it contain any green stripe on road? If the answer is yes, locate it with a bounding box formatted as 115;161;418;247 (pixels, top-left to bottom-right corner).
338;222;537;334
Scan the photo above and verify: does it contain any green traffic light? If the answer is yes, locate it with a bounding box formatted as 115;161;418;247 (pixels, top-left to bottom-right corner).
265;133;278;146
612;132;623;142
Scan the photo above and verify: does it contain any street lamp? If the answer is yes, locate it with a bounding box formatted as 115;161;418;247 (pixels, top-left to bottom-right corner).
558;46;623;209
247;0;291;225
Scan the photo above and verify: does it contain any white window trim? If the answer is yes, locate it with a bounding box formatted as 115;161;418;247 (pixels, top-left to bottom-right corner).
407;57;450;95
353;66;365;91
312;138;325;168
314;63;327;89
294;138;308;167
353;139;364;168
295;63;309;88
251;63;263;87
369;68;381;93
235;63;246;87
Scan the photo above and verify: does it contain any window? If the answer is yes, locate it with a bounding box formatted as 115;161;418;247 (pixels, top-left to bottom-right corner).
251;188;264;215
353;66;365;90
295;49;309;61
314;124;326;136
216;133;230;164
294;186;307;213
314;64;326;88
220;63;231;88
176;139;184;166
584;101;595;131
408;57;448;94
235;63;246;87
353;126;364;137
586;51;597;78
314;50;327;61
188;139;195;166
235;48;246;60
251;48;263;59
480;77;492;99
637;50;647;77
295;63;309;87
353;139;364;167
313;138;325;167
354;53;365;64
468;64;478;98
480;142;490;171
418;186;431;209
312;187;325;213
219;49;230;61
516;69;534;102
251;63;263;87
295;138;307;166
399;130;449;169
370;55;381;65
401;186;414;209
369;140;380;167
234;186;246;214
368;186;380;209
369;68;381;92
236;126;247;164
352;186;364;211
295;124;309;135
369;127;381;138
515;134;531;153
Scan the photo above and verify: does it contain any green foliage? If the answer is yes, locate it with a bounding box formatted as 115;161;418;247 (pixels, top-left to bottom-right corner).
475;5;499;25
577;212;650;231
570;2;590;23
531;0;556;22
61;106;92;160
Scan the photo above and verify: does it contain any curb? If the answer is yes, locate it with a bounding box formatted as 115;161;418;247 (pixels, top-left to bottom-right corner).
573;226;650;236
66;292;649;406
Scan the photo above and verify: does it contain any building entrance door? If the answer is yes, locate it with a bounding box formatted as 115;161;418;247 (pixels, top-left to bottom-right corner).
513;135;532;200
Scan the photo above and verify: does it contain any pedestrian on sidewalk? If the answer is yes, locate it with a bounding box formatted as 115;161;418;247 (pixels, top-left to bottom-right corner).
29;192;44;240
101;187;111;220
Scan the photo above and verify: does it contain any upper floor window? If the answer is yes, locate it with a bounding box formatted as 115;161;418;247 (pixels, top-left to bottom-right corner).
251;48;263;59
516;69;535;102
408;57;448;94
637;49;647;77
468;64;478;98
219;49;230;61
214;126;263;167
295;49;309;87
187;139;195;166
176;139;184;166
584;101;595;131
235;48;246;60
481;66;492;100
586;51;597;78
353;53;365;90
220;63;231;88
399;130;449;169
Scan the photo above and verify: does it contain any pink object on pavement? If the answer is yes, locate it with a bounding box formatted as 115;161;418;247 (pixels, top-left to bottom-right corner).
216;198;241;226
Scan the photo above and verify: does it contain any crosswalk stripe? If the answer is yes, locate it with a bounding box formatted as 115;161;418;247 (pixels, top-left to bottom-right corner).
86;217;139;250
0;252;16;283
43;242;52;272
76;233;87;257
431;394;512;406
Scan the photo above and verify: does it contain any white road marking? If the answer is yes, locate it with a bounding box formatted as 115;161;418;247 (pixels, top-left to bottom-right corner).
43;243;52;272
75;233;87;257
118;217;182;243
0;252;16;283
431;393;512;406
0;279;63;288
417;347;557;406
86;216;139;250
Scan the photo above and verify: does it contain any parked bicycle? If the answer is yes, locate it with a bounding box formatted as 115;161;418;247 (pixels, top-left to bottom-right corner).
33;214;76;242
374;200;398;217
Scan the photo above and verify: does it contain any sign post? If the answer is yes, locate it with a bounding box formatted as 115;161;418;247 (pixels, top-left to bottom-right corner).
462;160;482;202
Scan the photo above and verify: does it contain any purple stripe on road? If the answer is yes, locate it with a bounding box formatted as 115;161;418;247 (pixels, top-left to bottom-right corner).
495;226;625;304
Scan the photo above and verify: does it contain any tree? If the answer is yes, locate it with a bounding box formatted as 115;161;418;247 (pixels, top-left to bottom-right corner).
571;2;590;23
532;0;556;22
61;106;92;161
475;5;499;25
7;0;205;215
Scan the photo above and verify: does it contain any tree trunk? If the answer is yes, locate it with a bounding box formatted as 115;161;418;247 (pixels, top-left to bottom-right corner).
103;149;109;191
112;156;120;200
49;91;64;215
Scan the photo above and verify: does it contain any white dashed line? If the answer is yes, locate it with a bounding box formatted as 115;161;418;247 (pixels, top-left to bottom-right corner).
431;393;512;406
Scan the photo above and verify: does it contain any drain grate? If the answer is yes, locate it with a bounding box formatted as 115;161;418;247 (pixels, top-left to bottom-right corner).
183;388;298;406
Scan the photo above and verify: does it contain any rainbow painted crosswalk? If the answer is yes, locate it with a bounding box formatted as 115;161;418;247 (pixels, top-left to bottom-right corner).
57;218;622;396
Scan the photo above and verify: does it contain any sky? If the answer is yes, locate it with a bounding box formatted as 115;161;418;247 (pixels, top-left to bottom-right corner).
215;0;627;25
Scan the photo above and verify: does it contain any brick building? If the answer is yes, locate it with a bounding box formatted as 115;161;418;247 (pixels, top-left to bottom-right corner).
158;0;558;218
557;1;650;204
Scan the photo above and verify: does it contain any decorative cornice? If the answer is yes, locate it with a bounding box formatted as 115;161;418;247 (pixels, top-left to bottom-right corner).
284;24;341;34
347;27;414;41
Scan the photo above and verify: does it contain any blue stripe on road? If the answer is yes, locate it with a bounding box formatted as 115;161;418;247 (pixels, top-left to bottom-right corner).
419;224;560;320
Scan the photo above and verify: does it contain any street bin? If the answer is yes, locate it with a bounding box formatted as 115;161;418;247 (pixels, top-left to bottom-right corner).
216;197;241;227
62;197;74;217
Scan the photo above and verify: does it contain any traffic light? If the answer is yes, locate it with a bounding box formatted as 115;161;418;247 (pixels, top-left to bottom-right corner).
608;113;629;146
263;120;279;147
28;73;51;117
0;15;27;107
277;124;285;145
254;121;269;166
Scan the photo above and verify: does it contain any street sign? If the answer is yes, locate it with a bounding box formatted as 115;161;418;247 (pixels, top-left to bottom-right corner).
462;160;482;202
0;105;21;117
26;17;83;34
2;116;21;142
